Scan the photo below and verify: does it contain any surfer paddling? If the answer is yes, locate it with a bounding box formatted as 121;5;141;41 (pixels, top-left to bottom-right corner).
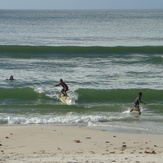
54;79;69;96
6;75;14;81
130;92;146;115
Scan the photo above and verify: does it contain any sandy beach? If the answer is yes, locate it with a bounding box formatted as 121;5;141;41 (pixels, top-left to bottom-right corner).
0;125;162;163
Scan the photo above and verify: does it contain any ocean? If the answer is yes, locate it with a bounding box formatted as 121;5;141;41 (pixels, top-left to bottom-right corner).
0;9;163;134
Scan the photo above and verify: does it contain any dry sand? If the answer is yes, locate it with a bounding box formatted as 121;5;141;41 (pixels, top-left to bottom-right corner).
0;125;162;163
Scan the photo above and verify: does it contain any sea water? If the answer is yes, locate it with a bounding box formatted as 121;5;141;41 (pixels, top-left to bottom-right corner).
0;9;163;134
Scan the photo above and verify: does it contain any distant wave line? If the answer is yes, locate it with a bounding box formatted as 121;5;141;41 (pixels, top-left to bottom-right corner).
0;45;163;55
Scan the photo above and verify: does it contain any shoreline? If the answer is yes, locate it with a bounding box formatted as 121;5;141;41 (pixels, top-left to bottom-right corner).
1;124;163;135
0;125;163;162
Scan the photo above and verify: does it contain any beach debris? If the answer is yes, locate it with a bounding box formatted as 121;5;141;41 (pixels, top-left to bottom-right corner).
5;137;9;139
76;151;83;154
144;150;156;154
90;151;95;154
122;144;127;151
106;141;110;143
122;144;127;148
113;135;116;138
74;140;81;143
40;150;45;154
86;137;91;139
58;147;61;150
0;144;2;146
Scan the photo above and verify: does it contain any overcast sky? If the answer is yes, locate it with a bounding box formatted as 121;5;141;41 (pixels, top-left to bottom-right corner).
0;0;163;10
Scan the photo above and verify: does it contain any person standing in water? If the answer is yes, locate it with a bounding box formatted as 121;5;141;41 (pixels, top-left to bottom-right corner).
130;92;146;115
54;79;69;96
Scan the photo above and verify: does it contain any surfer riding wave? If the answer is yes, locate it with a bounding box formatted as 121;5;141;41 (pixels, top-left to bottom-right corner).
54;79;69;96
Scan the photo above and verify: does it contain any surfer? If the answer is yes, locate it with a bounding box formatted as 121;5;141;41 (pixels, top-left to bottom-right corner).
130;92;145;115
54;79;69;96
6;75;14;80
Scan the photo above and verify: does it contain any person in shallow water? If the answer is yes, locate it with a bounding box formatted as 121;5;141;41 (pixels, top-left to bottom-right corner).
130;92;146;115
6;75;14;80
54;79;69;96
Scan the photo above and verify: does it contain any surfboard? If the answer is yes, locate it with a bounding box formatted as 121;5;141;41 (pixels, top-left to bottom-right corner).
130;108;141;116
60;94;67;104
59;94;75;105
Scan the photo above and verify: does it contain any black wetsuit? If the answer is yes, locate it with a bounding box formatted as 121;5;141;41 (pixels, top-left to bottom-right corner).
55;82;68;94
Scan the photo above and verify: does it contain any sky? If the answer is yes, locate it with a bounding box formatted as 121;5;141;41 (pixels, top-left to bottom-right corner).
0;0;163;10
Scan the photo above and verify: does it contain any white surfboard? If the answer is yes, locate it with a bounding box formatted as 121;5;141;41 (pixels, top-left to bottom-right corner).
130;111;140;116
59;94;75;105
130;108;141;116
123;109;140;116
